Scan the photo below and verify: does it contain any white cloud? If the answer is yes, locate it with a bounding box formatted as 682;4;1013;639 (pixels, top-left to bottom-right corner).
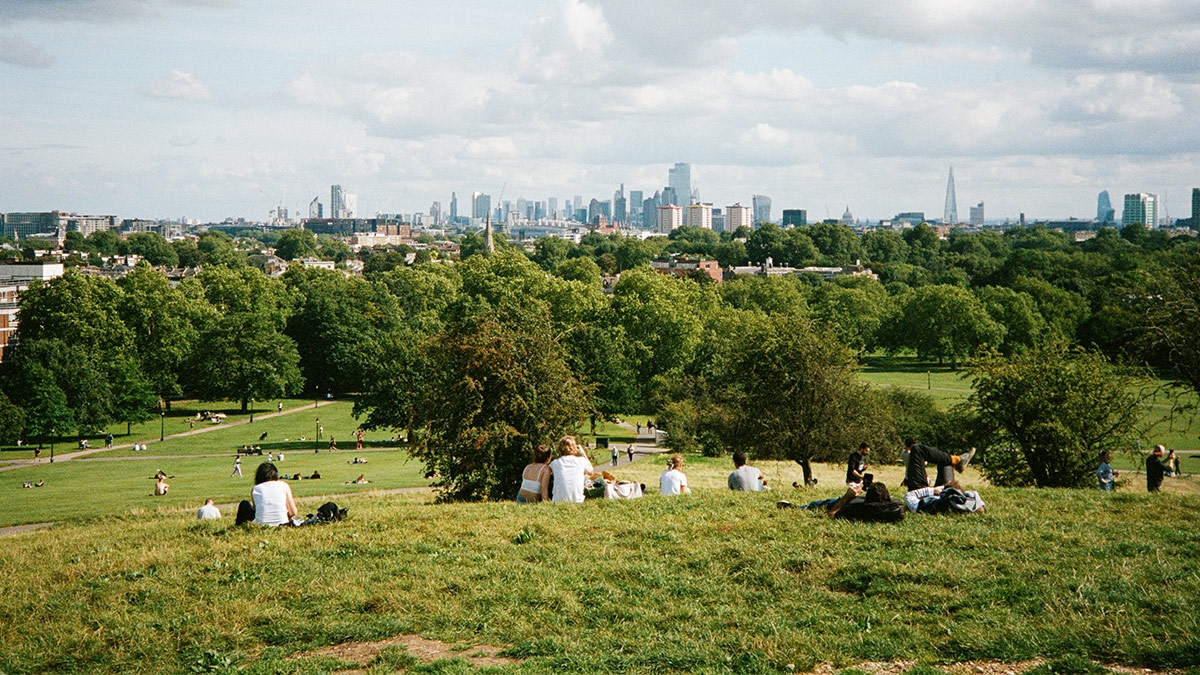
513;0;614;83
140;69;212;101
0;34;53;67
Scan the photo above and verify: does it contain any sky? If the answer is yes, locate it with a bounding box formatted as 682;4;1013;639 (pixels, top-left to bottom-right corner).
2;0;1199;224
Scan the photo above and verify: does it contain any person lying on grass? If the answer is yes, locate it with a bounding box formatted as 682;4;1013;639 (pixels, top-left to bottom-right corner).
902;480;986;514
903;437;976;490
236;461;298;527
779;482;905;522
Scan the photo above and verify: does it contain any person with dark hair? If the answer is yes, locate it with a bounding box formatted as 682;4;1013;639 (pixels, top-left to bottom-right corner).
727;450;764;492
1147;445;1169;492
517;444;552;503
903;479;986;514
1097;451;1117;491
846;442;870;488
903;437;975;490
235;461;297;526
782;482;904;522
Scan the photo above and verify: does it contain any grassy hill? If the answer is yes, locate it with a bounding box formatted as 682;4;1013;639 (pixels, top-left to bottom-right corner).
0;480;1197;675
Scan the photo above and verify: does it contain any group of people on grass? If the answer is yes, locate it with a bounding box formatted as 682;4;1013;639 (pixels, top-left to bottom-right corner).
1097;445;1185;492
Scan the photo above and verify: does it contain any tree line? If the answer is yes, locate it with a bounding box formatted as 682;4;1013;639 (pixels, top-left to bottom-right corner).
1;222;1197;497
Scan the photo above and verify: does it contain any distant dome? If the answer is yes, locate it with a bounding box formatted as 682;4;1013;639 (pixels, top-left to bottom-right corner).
840;205;853;223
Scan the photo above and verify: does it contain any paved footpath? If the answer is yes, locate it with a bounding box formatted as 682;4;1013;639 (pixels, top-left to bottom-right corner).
0;399;340;473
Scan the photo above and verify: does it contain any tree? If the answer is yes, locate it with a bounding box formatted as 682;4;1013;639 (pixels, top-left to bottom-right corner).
680;311;887;485
811;281;890;356
365;304;592;501
186;267;303;410
86;229;122;256
117;263;200;407
975;285;1047;354
887;284;1005;368
802;222;864;267
554;256;602;286
0;391;27;444
123;232;179;267
615;238;657;271
531;236;574;271
274;228;318;261
172;239;204;267
1133;245;1200;399
197;230;244;267
969;346;1146;488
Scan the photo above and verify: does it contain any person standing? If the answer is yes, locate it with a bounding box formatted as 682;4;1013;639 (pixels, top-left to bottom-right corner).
627;445;634;462
277;402;283;413
1097;451;1117;491
846;442;870;488
1147;445;1169;492
231;456;242;478
356;429;364;450
611;444;619;467
727;450;763;491
659;454;690;495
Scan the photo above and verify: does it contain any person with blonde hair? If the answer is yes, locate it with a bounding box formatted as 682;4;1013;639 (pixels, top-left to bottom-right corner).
550;436;595;503
659;453;690;495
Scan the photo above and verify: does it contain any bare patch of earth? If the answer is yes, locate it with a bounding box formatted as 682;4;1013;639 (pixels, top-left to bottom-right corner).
305;634;519;673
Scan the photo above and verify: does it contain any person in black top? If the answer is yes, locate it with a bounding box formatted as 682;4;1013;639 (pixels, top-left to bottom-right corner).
1146;445;1169;492
903;437;975;490
846;442;870;486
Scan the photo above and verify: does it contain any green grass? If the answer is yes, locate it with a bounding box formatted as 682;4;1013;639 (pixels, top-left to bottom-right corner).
0;485;1197;674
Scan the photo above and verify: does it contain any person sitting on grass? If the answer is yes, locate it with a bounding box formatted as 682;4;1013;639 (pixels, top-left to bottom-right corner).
153;475;170;496
517;444;552;503
196;498;221;520
846;442;870;488
903;437;975;490
236;461;297;527
903;480;986;514
659;453;690;496
550;436;597;503
347;474;369;484
727;450;764;492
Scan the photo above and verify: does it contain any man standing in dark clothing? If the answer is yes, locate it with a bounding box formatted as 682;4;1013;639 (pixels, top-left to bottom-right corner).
846;442;870;486
903;437;975;490
1146;445;1169;492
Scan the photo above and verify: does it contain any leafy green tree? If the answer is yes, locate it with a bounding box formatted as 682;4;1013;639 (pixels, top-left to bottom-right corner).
1132;245;1200;399
862;229;909;264
172;239;204;267
123;232;179;267
887;284;1005;368
975;285;1047;354
811;281;890;356
615;238;657;271
11;359;73;444
683;311;887;484
318;237;352;263
555;256;602;286
117;263;200;406
197;230;244;267
0;391;27;444
802;222;864;267
274;228;318;261
532;236;574;271
62;231;90;254
459;231;510;259
86;229;122;256
367;304;592;501
969;346;1146;488
717;275;809;316
186;267;302;410
902;223;941;268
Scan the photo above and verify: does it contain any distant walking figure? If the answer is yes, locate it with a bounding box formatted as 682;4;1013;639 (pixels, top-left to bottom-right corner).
277;402;283;413
231;457;242;478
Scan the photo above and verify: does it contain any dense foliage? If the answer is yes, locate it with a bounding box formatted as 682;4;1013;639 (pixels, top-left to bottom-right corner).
3;223;1199;493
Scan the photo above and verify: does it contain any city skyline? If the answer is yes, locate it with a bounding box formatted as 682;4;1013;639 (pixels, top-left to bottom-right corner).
2;0;1199;223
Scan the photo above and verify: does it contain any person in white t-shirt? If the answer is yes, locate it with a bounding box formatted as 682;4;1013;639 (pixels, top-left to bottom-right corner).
196;498;221;520
660;453;690;495
235;462;297;526
549;436;596;503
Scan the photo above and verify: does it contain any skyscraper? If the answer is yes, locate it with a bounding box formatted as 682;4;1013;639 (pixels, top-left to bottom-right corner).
781;209;806;228
629;190;643;226
1191;188;1199;229
309;197;322;219
657;204;683;233
450;192;458;222
1097;191;1115;223
727;204;753;230
668;163;692;206
472;192;491;220
752;194;771;225
684;203;713;230
944;166;958;224
613;184;626;225
969;202;984;226
330;185;345;219
1122;193;1158;228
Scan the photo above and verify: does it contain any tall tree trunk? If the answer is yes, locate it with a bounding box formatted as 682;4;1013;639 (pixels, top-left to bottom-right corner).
800;456;813;486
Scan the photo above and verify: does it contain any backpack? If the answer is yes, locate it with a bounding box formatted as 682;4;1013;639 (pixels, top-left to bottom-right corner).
315;501;347;522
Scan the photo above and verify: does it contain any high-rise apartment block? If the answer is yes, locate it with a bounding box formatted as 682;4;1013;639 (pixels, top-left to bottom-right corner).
450;192;458;221
331;185;345;219
669;163;692;207
657;204;683;234
472;192;491;220
1191;188;1199;229
684;203;713;230
1097;190;1115;223
752;195;771;225
628;190;643;226
969;202;984;226
1122;193;1159;228
726;204;753;231
781;209;806;228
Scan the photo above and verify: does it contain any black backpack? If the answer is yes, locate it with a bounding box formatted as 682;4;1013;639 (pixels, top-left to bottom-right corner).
315;501;347;522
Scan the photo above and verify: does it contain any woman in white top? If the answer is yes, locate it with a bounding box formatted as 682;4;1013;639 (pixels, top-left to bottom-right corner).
660;453;690;495
517;444;552;503
550;436;595;503
241;462;297;526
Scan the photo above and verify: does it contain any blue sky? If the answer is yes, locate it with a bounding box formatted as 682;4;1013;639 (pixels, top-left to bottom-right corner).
2;0;1198;223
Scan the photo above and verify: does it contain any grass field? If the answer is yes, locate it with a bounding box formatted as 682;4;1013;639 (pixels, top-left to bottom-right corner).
0;480;1197;674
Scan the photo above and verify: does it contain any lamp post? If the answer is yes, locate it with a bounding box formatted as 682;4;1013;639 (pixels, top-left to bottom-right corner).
250;399;254;423
160;411;165;442
315;418;320;453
